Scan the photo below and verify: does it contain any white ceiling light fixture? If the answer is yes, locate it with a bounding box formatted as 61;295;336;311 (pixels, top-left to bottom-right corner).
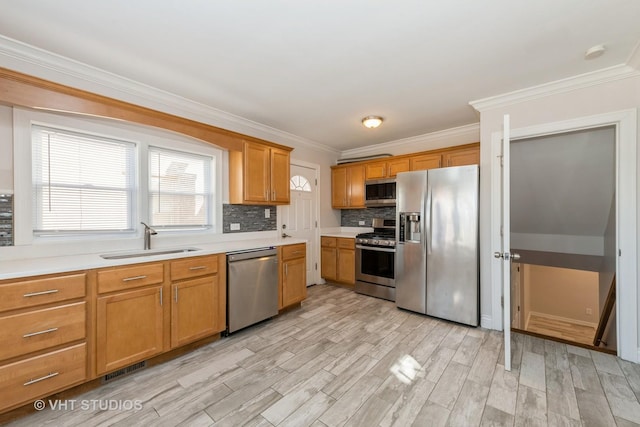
362;116;383;129
584;44;606;60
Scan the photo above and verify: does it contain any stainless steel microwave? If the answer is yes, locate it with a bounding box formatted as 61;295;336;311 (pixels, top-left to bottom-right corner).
365;178;396;207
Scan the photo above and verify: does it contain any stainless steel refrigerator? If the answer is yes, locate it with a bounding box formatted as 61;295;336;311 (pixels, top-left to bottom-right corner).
395;165;479;326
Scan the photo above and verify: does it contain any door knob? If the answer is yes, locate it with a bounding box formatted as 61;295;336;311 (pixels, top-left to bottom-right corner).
494;252;503;259
511;252;521;261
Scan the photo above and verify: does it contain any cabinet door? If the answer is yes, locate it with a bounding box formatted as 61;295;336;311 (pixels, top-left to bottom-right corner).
270;148;290;204
365;161;387;180
331;168;348;208
337;248;355;285
410;153;442;171
282;257;306;308
171;276;218;348
442;147;479;167
96;287;164;374
321;247;337;281
348;165;365;208
387;158;410;177
243;142;270;203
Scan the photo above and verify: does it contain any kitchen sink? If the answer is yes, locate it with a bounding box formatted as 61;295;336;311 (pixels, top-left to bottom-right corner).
100;247;201;260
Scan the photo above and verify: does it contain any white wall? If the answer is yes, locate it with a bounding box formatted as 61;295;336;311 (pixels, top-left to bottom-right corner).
477;73;640;360
0;105;12;193
526;264;599;325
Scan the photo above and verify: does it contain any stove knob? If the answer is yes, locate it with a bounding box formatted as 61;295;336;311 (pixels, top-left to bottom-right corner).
372;240;379;245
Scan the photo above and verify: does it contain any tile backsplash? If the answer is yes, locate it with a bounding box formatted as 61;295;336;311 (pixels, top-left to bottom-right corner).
0;194;13;246
341;206;396;227
223;204;276;233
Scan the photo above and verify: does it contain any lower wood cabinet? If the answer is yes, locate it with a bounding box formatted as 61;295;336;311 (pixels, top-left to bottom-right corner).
280;243;307;309
321;237;355;286
171;276;219;348
96;286;164;375
0;272;87;414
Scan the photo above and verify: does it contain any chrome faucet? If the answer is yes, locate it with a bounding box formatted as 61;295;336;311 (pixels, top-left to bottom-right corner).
141;222;157;250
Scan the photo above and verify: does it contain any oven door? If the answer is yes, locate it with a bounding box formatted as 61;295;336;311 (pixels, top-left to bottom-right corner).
355;245;395;286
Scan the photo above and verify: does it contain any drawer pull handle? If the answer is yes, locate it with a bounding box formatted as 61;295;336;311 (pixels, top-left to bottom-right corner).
23;327;59;338
122;275;147;282
23;289;59;297
292;251;302;254
189;266;207;271
24;372;59;386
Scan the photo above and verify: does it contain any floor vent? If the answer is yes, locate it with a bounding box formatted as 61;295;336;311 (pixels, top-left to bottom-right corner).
102;361;147;383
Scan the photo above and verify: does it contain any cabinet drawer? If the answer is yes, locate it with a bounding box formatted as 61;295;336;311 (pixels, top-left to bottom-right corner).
0;273;86;313
0;302;86;362
97;263;164;294
170;255;218;281
337;238;355;249
0;343;86;412
321;237;337;248
282;243;306;261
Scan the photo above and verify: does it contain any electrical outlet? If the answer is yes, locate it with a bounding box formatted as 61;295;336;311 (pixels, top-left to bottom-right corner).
265;209;270;218
230;223;240;231
359;220;365;225
586;308;592;315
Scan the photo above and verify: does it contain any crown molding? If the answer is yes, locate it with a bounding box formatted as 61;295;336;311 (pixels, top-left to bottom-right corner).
469;64;640;112
0;35;339;154
340;122;480;159
627;40;640;71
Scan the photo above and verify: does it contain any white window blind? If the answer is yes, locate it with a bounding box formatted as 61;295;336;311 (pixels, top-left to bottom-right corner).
32;125;136;234
148;147;212;230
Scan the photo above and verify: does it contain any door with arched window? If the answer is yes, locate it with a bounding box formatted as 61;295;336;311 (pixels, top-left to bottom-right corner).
279;163;319;286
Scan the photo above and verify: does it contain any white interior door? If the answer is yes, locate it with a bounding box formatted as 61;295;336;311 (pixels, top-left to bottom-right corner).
279;163;318;286
497;114;513;371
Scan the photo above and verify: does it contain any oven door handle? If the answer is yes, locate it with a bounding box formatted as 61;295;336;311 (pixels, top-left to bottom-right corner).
356;245;396;253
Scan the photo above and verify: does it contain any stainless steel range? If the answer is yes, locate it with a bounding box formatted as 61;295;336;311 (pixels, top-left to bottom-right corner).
354;218;396;301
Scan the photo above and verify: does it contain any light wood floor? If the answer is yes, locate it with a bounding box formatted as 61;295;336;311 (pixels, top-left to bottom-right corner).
8;284;640;426
526;313;597;346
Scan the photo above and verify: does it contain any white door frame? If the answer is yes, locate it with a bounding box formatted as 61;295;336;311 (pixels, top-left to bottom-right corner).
490;108;637;363
278;159;321;285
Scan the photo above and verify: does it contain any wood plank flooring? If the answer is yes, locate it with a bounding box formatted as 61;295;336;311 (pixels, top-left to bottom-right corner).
526;313;597;346
8;284;640;426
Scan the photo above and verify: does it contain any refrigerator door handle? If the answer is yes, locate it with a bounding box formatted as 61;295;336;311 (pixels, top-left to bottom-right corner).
426;184;432;255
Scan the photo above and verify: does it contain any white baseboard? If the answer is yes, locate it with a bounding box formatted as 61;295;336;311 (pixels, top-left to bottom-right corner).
529;311;598;329
480;315;493;330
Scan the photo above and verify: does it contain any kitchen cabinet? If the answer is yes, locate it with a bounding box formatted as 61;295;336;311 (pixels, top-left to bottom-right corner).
410;153;442;171
170;255;224;348
96;263;165;375
321;237;355;286
279;243;307;309
442;146;480;167
331;165;365;208
365;157;410;179
0;272;87;413
229;140;291;205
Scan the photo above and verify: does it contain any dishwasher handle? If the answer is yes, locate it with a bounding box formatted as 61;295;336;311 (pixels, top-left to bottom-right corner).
227;247;277;263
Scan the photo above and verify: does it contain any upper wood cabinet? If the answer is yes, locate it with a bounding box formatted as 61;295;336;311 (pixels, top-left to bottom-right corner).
365;158;410;179
331;165;365;209
410;153;442;171
229;141;291;205
442;146;480;167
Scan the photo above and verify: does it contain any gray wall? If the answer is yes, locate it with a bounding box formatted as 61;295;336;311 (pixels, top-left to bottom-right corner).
222;204;276;233
0;194;12;246
341;206;396;227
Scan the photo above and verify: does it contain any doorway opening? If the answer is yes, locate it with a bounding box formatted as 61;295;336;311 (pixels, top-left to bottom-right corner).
510;126;616;352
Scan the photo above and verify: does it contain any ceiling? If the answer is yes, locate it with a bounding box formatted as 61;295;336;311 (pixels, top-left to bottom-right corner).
0;1;639;151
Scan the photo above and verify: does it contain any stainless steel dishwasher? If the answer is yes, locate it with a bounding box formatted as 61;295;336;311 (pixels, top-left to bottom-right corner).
226;247;279;334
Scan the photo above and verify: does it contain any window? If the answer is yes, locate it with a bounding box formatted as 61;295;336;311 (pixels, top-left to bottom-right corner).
148;147;212;230
290;175;311;192
32;125;135;234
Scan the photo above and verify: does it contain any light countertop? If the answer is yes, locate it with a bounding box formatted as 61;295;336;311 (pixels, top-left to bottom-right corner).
320;227;371;239
0;237;306;281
